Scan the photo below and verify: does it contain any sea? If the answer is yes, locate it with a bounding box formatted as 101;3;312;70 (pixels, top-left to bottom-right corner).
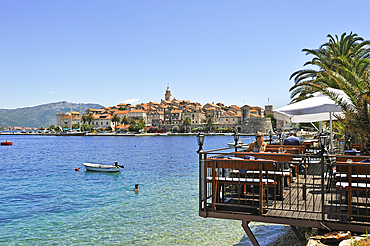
0;135;290;245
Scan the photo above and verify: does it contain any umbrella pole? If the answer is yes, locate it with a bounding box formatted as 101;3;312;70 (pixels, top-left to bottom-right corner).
330;112;333;153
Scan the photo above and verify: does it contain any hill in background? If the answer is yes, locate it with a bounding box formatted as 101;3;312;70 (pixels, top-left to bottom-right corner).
0;101;104;128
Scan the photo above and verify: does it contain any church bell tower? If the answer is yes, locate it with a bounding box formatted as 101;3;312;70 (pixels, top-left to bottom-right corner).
165;85;171;101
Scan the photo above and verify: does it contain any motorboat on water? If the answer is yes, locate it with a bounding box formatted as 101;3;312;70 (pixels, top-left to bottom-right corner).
83;162;124;172
58;131;86;136
1;140;12;146
227;140;249;148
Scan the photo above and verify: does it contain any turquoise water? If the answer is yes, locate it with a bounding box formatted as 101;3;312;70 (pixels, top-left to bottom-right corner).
0;135;288;245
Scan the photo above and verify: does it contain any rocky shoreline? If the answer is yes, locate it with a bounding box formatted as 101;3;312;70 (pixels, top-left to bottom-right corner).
268;227;370;246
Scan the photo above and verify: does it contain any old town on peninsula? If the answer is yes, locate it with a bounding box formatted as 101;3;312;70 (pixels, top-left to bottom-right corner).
53;86;289;135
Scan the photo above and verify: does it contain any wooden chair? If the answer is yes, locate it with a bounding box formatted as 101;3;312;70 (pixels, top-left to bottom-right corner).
206;158;279;213
335;158;370;215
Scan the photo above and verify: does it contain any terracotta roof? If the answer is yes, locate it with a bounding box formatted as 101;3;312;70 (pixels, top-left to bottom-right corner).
98;114;112;119
250;113;261;118
129;109;145;113
88;108;104;112
116;124;130;129
206;107;216;111
171;110;181;113
230;105;241;110
113;110;129;115
251;106;262;110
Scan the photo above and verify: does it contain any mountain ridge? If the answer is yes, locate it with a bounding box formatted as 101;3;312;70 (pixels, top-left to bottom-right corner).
0;101;104;128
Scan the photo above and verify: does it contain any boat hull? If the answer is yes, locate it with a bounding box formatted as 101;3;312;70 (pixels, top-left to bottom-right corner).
83;163;121;172
58;132;86;136
1;141;12;146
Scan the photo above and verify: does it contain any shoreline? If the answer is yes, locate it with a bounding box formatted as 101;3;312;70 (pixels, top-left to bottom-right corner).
0;132;256;137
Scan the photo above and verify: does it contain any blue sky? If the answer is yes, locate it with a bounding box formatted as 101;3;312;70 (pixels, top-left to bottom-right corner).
1;1;370;109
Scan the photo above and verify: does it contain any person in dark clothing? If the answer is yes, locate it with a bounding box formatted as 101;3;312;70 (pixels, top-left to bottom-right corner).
283;131;302;145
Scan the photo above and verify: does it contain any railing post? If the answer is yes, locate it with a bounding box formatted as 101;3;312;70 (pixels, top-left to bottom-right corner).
203;153;208;214
321;156;325;222
199;151;202;212
303;156;307;200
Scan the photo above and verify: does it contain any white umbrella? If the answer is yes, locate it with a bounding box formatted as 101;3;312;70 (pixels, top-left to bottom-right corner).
273;88;350;152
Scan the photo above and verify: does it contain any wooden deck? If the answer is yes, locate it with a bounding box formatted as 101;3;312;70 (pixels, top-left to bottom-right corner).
199;153;370;233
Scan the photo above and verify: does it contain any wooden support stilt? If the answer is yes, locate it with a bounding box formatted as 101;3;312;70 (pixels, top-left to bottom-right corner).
241;220;260;246
290;225;305;243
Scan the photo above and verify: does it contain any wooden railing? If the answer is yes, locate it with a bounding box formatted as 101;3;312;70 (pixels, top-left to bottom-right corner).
199;147;370;231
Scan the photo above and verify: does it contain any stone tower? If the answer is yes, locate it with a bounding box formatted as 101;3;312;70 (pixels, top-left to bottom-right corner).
264;105;273;117
165;85;171;101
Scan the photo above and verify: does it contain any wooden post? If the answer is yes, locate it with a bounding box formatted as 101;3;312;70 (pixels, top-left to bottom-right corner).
242;220;260;246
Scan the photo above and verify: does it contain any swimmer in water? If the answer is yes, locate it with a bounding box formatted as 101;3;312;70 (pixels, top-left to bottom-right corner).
135;184;139;193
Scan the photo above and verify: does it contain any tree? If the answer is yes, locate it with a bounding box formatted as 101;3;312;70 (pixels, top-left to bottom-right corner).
290;32;370;153
290;32;370;102
72;124;80;130
130;118;136;125
137;118;146;131
121;116;129;125
111;115;121;131
81;123;89;131
266;114;276;129
172;125;179;132
182;117;191;133
128;124;137;132
146;126;159;133
206;117;214;132
81;115;88;124
87;114;94;125
48;125;55;131
89;125;95;132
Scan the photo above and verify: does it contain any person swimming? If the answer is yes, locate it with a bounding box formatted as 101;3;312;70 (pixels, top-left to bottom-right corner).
135;184;139;193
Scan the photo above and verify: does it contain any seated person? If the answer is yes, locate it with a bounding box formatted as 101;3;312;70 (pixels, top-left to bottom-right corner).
246;132;267;152
283;131;302;145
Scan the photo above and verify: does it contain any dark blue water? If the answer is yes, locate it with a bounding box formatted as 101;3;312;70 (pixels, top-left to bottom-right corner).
0;135;288;245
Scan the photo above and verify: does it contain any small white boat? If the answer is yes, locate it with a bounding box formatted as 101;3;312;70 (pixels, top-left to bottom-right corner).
83;162;123;172
227;141;250;148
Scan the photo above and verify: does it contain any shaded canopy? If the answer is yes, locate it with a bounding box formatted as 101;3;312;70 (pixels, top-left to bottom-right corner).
273;89;348;123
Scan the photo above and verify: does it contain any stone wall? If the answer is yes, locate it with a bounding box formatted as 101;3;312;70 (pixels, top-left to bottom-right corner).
240;118;273;134
186;118;273;134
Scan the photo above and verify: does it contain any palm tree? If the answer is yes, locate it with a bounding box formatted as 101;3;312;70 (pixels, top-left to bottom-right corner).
130;118;136;125
206;117;214;132
182;117;191;133
290;32;370;103
121;115;129;125
137;118;146;131
87;114;94;125
290;32;370;153
81;115;88;124
111;115;121;131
